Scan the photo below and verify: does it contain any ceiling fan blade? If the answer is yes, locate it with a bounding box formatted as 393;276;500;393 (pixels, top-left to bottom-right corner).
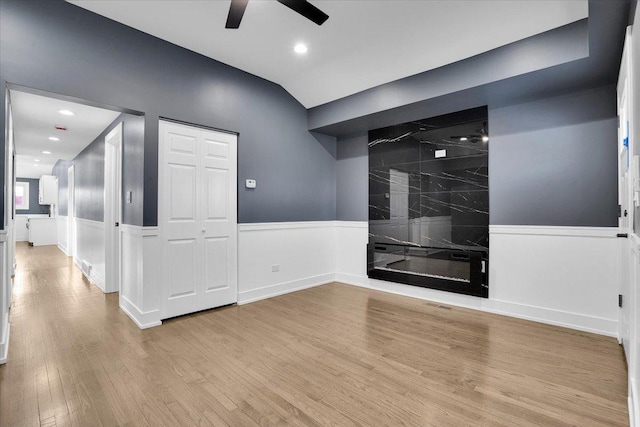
226;0;249;29
276;0;329;25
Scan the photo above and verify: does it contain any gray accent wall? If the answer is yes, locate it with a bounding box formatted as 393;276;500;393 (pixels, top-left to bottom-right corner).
52;113;144;222
490;86;618;226
15;178;50;215
336;85;618;227
1;0;336;226
336;135;368;222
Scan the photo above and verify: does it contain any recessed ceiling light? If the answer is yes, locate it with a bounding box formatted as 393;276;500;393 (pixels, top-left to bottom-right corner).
482;136;489;143
33;164;38;167
41;151;51;154
459;137;468;141
34;159;40;162
48;137;60;141
294;43;308;54
59;109;74;116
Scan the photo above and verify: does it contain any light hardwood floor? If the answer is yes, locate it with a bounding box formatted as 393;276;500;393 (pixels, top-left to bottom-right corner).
0;242;629;426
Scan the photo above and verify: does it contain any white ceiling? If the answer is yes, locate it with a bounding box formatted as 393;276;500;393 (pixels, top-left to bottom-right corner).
68;0;587;108
11;90;120;179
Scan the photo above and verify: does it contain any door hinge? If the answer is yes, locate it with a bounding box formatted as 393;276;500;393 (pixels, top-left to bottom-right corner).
618;204;622;218
619;294;623;308
115;222;119;227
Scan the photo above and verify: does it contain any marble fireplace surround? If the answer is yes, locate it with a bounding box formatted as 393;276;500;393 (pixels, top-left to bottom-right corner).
367;107;489;297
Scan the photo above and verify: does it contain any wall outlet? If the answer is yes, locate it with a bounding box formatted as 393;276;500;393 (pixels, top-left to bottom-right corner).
271;264;280;272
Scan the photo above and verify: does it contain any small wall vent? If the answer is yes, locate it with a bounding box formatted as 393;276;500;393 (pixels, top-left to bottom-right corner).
81;260;92;278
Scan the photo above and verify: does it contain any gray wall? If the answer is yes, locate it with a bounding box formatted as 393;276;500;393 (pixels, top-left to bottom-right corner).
52;113;145;222
15;178;50;215
336;135;368;221
489;86;618;226
336;85;618;227
1;0;336;226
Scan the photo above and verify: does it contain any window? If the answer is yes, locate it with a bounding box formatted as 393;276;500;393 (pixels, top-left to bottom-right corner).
15;181;29;211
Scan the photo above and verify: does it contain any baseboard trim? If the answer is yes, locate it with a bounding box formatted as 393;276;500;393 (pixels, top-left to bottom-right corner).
238;273;334;305
57;244;69;257
485;299;618;338
334;273;617;337
119;295;162;329
74;256;106;293
0;315;9;364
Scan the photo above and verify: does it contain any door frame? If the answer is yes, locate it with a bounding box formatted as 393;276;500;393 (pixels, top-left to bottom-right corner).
104;123;123;294
67;165;75;260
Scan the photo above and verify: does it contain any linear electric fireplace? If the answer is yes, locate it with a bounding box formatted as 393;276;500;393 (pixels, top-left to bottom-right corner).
368;107;489;298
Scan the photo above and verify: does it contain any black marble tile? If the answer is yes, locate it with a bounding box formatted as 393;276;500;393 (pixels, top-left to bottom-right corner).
420;191;489;226
419;193;452;217
419;138;488;161
368;107;489;273
369;132;421;168
416;226;489;252
368;163;421;195
369;194;390;220
420;165;488;193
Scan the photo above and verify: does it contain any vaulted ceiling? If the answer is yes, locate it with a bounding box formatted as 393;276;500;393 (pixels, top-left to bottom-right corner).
68;0;587;108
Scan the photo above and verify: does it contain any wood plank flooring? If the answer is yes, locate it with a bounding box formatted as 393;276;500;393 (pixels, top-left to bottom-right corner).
0;242;629;426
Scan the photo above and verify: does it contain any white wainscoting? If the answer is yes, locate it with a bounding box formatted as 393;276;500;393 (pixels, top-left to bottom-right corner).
15;214;49;242
75;218;106;292
119;225;162;329
334;221;620;337
0;231;9;364
57;215;69;255
237;222;336;304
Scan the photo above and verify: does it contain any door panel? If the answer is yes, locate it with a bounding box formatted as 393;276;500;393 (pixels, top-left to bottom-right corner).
204;138;229;159
168;132;197;154
169;164;197;221
167;239;197;298
205;168;228;220
205;237;228;291
160;121;238;319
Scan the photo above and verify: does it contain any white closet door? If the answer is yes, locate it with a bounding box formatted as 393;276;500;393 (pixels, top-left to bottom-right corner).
159;120;237;319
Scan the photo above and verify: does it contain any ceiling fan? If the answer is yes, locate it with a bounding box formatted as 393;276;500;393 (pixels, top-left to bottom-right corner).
450;122;489;143
226;0;329;29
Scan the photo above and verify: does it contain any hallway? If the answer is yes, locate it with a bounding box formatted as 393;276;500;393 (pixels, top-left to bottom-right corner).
0;243;630;426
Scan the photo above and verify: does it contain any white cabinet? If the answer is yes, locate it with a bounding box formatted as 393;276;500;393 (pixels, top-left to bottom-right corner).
27;218;57;246
39;175;57;205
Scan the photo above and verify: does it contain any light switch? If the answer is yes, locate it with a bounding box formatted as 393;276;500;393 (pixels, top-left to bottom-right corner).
245;179;257;189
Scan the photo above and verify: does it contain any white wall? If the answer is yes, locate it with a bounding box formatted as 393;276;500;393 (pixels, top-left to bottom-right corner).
235;220;619;336
238;222;336;304
57;215;69;255
15;214;49;242
335;221;620;336
118;225;161;329
74;218;105;291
